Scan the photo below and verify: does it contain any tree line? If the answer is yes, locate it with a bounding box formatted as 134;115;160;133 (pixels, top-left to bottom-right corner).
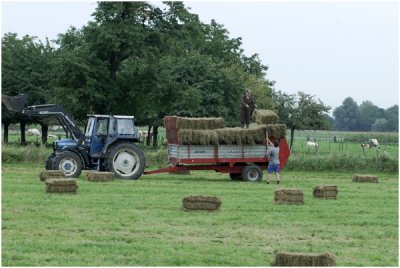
4;2;393;148
2;1;331;147
332;97;398;132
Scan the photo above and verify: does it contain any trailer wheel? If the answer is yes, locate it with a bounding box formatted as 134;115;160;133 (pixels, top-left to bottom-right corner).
106;143;145;180
241;164;263;182
52;151;83;178
229;173;242;180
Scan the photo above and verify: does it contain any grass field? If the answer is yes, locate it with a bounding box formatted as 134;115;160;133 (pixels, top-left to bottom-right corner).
2;163;398;266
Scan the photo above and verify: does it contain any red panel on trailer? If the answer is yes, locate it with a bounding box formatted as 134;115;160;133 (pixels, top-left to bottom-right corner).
279;138;291;169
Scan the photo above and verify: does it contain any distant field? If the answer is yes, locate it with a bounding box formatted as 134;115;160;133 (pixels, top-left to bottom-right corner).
2;163;398;266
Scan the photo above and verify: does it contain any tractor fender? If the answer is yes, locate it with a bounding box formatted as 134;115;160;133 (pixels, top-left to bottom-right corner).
101;137;139;157
57;148;88;168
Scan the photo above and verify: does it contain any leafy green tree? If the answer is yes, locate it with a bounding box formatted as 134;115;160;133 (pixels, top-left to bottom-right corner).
272;91;330;149
358;101;384;131
384;105;398;132
333;97;360;131
371;118;389;132
2;33;54;143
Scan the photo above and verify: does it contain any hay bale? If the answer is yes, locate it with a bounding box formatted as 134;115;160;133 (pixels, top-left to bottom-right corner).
176;117;225;130
39;170;65;181
273;252;336;266
265;124;287;139
216;125;266;145
45;178;78;193
182;195;221;211
252;109;279;124
352;174;378;183
178;129;219;145
86;171;114;182
274;189;304;205
313;185;338;199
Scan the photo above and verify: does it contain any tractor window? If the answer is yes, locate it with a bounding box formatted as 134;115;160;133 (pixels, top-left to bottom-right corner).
97;118;109;135
118;119;135;135
85;117;95;137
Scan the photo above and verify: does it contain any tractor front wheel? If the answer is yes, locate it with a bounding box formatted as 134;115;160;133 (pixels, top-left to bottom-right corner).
106;143;145;180
52;151;83;178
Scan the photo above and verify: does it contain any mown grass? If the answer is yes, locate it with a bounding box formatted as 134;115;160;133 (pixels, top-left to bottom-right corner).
2;163;398;266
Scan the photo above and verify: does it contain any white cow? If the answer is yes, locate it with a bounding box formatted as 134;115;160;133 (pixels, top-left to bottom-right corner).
27;128;41;137
368;139;380;149
306;141;319;148
361;143;370;149
47;134;58;139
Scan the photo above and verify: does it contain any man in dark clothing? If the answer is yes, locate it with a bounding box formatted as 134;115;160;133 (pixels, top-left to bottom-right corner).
240;88;257;128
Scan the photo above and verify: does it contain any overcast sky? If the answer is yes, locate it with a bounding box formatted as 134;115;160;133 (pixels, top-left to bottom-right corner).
2;1;398;113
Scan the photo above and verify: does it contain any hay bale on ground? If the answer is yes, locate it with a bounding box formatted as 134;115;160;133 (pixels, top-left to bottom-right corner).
86;171;114;182
252;109;279;124
176;117;225;130
45;178;78;193
273;252;336;266
274;189;304;205
39;170;65;181
178;129;219;145
313;185;338;199
182;195;221;211
352;174;378;183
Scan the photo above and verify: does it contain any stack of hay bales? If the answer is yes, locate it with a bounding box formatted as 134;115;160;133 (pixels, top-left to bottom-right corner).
86;171;114;182
39;170;65;181
45;178;78;193
274;189;304;205
165;109;285;146
182;195;221;211
273;252;336;266
352;174;379;183
313;185;338;199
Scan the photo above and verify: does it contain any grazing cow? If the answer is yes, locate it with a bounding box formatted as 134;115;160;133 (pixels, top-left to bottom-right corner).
368;139;380;149
27;128;41;137
361;143;370;149
306;141;319;148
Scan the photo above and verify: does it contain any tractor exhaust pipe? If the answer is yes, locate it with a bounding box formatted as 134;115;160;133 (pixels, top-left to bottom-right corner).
2;94;27;112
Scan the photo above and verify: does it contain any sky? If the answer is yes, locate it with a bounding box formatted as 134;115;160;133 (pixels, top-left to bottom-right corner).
1;1;399;114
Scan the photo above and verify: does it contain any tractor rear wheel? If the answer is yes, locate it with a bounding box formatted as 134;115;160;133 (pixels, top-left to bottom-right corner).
106;143;145;180
241;164;263;182
52;151;83;178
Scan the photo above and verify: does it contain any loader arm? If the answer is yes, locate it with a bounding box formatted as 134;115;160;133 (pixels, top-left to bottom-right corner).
3;94;84;141
21;104;84;141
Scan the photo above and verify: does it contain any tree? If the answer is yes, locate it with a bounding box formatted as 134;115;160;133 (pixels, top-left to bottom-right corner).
2;33;54;144
272;91;330;149
384;105;398;132
371;118;389;132
333;97;360;131
358;101;384;131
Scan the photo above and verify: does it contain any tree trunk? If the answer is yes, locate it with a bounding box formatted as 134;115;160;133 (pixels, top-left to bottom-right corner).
20;121;26;143
3;122;10;143
41;124;48;145
152;125;159;149
289;128;295;150
146;125;152;146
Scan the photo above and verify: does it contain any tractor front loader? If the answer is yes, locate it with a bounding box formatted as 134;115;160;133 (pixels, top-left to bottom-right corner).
2;94;146;180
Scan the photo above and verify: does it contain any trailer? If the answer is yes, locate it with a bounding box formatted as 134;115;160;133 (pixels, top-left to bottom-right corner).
144;116;291;182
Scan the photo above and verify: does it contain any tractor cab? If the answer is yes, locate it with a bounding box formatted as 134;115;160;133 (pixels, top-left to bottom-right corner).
84;115;139;157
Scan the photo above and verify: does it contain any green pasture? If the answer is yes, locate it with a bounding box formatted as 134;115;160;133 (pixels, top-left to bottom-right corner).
2;163;398;266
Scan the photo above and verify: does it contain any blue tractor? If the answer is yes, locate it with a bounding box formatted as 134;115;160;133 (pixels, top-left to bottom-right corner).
2;94;146;179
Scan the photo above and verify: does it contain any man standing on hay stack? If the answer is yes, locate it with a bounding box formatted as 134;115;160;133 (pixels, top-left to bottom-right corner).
240;88;257;128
